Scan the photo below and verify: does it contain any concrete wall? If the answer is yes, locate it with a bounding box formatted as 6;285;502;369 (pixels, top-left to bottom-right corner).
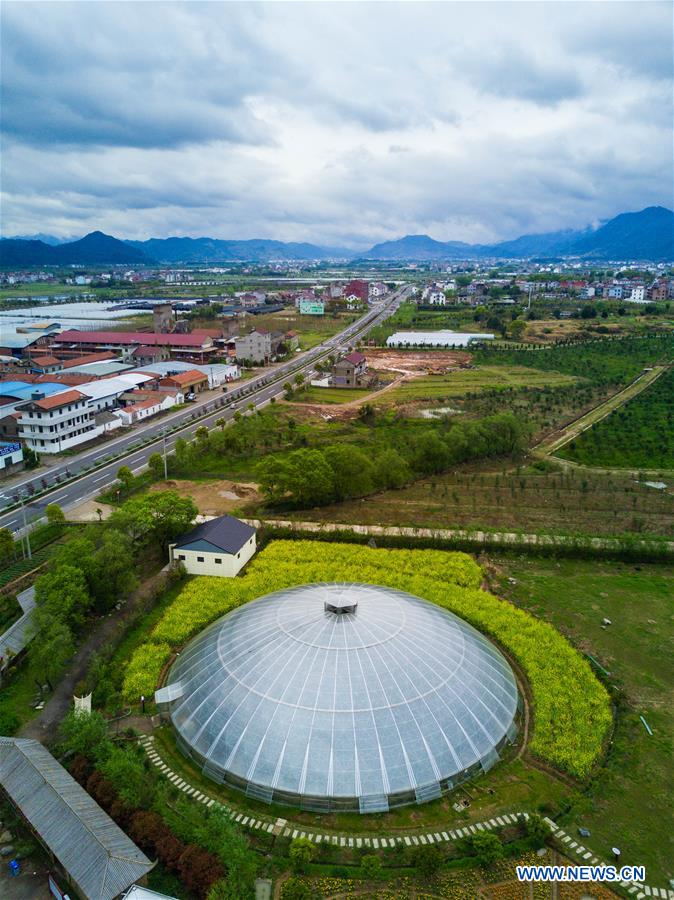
170;535;257;577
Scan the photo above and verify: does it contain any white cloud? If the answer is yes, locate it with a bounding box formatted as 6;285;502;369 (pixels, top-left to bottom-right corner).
1;1;671;245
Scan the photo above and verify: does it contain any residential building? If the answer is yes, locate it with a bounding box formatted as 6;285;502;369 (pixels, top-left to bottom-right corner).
17;389;103;453
628;286;646;303
152;303;174;333
169;514;257;577
235;329;272;364
332;351;368;387
369;281;389;298
285;330;300;350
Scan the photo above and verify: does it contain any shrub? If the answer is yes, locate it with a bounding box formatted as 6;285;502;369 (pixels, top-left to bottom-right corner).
289;837;317;873
360;854;382;879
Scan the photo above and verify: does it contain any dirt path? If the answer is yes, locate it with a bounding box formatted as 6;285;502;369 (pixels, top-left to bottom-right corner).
535;364;670;456
19;568;168;743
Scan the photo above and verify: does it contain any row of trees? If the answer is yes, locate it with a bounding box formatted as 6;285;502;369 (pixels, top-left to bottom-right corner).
59;711;257;899
257;412;529;508
29;490;197;691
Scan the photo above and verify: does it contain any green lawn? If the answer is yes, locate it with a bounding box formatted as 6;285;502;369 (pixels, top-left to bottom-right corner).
383;366;578;404
290;386;374;404
490;557;673;885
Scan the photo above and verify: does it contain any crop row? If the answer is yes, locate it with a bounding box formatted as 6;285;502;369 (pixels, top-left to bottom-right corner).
123;541;611;778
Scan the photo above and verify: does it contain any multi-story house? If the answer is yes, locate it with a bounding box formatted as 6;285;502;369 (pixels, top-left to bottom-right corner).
17;389;103;454
235;329;272;365
332;351;368;388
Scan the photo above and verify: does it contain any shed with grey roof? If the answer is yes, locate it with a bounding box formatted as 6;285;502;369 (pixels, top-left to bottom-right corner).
0;737;154;899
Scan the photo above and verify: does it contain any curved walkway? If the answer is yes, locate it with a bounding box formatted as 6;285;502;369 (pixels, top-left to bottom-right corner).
138;735;672;900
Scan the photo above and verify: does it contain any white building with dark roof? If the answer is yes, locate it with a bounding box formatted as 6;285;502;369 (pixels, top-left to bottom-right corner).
169;514;257;577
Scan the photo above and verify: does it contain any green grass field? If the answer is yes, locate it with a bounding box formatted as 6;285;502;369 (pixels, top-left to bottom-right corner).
290;386;374;404
558;367;674;469
490;557;673;884
382;366;578;404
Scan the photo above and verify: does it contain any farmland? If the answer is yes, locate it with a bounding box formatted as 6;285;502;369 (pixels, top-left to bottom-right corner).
290;386;374;404
287;464;674;538
558;366;674;469
239;307;358;349
473;333;674;386
379;365;578;404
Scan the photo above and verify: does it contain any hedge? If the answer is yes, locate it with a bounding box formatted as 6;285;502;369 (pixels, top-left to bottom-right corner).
124;541;611;778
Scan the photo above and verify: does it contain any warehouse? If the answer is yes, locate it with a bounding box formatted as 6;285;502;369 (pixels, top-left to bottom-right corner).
0;737;153;899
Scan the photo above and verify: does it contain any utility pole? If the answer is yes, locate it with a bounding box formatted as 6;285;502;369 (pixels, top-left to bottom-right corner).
162;436;168;480
19;494;31;560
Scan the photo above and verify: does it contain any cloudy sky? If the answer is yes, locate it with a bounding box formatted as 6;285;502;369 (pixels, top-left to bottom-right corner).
1;1;672;247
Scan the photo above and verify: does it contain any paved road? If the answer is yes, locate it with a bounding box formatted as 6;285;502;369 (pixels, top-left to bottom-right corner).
0;288;409;532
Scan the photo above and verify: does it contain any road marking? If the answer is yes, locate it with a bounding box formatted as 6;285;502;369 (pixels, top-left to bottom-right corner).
93;474;110;483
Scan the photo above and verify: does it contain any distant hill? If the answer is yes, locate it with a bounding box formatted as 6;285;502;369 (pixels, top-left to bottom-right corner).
360;234;473;261
0;231;153;267
360;207;674;261
565;207;674;260
2;207;671;266
127;236;353;263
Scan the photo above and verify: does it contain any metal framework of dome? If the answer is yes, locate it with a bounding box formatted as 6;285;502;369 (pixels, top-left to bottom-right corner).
159;583;520;813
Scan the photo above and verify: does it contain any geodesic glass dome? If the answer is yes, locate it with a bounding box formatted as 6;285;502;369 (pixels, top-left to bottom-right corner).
158;583;519;813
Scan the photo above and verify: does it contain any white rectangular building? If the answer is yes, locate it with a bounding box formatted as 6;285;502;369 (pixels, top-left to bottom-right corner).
169;514;257;577
386;330;495;348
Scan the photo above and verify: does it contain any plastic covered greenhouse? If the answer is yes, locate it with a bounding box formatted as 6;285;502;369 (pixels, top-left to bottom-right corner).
157;583;520;813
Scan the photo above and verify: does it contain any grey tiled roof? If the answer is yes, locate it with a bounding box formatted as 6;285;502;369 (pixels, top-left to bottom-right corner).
173;514;256;555
0;737;153;899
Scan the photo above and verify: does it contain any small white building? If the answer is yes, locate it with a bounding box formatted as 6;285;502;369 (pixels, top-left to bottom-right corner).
169;515;257;577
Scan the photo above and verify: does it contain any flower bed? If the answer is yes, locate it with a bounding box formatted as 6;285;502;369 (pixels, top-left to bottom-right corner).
124;540;611;778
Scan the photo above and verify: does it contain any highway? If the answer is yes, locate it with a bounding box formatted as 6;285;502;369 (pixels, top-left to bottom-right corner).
0;286;409;534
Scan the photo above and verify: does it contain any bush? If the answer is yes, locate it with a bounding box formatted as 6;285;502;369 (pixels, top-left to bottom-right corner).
0;710;20;735
289;837;317;873
360;854;382;879
126;541;611;778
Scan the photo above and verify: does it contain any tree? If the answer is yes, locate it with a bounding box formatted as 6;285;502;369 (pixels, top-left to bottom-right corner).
360;854;382;879
23;446;40;469
373;448;410;489
58;709;110;759
148;452;164;479
289;837;316;873
410;844;442;877
294;373;305;387
215;418;226;430
524;814;551;847
195;425;209;444
29;611;75;691
508;319;527;341
45;503;66;524
99;745;153;809
90;529;139;611
110;491;197;550
0;527;15;565
116;466;134;492
324;445;374;501
471;831;503;866
34;564;91;630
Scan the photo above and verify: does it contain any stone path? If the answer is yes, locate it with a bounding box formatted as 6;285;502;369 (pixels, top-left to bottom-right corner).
138;735;674;899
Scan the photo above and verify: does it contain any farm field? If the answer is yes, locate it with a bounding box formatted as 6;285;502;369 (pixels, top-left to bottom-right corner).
473;333;674;386
558;366;674;469
289;386;375;404
489;557;673;884
287;465;674;538
379;366;578;404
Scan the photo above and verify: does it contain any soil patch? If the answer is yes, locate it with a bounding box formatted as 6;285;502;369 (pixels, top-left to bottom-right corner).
149;478;261;516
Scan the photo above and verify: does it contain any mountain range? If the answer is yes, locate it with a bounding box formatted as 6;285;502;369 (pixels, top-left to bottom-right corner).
1;207;672;266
